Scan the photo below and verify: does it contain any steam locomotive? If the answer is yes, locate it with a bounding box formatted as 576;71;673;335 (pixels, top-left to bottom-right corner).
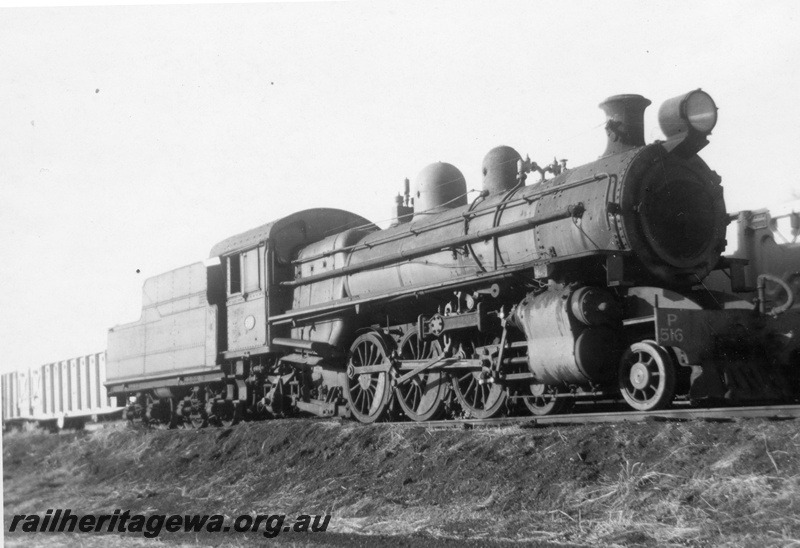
105;90;800;426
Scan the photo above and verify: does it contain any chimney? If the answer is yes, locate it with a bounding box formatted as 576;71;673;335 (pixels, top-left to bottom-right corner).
598;94;651;157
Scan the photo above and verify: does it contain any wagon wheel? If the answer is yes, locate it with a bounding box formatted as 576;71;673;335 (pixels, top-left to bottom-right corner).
170;407;187;429
190;413;208;429
146;399;172;430
451;370;506;419
522;383;571;416
344;332;393;423
395;330;448;422
168;398;189;429
219;401;241;428
189;399;208;429
618;341;676;411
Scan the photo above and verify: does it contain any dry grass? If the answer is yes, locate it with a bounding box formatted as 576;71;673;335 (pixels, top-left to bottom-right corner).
5;418;800;546
552;455;800;546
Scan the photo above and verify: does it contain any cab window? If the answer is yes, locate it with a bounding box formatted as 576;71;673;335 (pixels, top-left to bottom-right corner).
228;248;262;296
228;255;242;295
242;248;261;292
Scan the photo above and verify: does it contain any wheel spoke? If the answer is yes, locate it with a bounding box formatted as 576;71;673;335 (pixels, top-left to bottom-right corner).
362;392;371;413
480;385;490;409
395;330;447;421
466;376;477;397
345;333;393;423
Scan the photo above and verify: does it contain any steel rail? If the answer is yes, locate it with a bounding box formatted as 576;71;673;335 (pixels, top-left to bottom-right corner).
77;404;800;433
385;404;800;429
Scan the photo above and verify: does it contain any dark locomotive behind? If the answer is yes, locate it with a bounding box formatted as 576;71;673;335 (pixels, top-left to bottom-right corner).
102;89;800;427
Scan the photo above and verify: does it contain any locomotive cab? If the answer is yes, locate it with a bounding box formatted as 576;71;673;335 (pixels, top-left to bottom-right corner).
208;208;378;360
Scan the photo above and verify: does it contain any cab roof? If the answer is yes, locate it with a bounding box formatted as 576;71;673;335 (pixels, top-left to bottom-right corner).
208;208;376;258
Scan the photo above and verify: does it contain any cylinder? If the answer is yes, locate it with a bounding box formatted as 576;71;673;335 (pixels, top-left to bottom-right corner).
513;286;622;385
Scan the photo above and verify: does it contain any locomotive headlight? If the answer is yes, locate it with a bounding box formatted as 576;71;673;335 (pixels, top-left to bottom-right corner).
658;89;718;156
683;91;717;133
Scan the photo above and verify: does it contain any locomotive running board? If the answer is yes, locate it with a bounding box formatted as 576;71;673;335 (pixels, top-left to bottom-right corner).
272;337;341;358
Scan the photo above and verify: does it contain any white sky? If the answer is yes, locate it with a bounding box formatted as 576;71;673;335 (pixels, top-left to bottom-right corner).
1;0;798;373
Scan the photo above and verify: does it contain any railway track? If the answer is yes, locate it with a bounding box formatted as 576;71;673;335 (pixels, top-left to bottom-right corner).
73;403;800;433
404;404;800;429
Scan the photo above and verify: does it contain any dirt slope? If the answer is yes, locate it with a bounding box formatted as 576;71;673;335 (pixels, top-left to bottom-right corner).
4;416;800;547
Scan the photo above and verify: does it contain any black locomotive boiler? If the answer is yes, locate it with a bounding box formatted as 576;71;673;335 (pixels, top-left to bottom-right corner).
106;90;800;426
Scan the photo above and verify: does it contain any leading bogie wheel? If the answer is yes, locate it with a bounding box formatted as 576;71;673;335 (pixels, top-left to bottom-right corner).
344;332;394;423
618;341;676;411
395;329;448;422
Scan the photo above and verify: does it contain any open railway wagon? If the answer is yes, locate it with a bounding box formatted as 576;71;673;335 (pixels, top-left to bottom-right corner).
1;352;122;431
106;89;800;428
